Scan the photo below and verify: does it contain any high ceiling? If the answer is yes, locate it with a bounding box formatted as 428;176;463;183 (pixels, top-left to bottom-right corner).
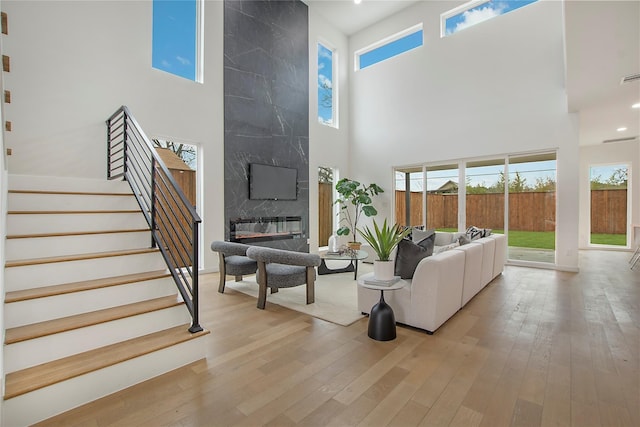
306;0;640;147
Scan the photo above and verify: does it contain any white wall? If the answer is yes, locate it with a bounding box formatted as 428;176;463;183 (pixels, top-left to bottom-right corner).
308;10;350;251
2;0;225;270
347;0;580;270
579;141;639;249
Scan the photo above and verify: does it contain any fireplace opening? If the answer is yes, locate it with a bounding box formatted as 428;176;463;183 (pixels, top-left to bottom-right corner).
230;216;303;243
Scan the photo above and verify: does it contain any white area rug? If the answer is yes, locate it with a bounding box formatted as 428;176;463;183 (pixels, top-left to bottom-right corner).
226;262;372;326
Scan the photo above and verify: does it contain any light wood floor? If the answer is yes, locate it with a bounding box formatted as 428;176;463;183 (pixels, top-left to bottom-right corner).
36;250;639;427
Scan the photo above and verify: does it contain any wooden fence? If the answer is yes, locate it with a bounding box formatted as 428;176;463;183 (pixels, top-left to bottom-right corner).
591;189;627;234
323;188;627;239
396;189;627;233
319;183;333;246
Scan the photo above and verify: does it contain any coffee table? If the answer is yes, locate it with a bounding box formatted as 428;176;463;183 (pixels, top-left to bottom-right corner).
318;249;369;280
358;272;405;341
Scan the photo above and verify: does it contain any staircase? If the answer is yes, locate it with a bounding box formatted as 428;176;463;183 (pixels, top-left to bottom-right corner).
2;174;209;426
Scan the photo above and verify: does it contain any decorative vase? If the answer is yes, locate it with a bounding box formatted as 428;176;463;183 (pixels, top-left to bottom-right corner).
348;241;362;250
373;260;394;281
328;234;339;252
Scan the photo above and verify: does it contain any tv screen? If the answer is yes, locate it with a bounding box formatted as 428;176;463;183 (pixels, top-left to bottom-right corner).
249;163;298;200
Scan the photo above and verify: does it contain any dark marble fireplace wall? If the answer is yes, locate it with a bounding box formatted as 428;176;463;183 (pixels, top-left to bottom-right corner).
223;0;309;252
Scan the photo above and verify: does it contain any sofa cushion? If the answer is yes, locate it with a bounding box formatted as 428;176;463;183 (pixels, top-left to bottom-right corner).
394;235;435;279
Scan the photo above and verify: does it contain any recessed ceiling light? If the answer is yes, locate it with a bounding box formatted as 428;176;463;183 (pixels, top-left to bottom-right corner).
354;0;362;4
633;103;640;109
617;127;628;132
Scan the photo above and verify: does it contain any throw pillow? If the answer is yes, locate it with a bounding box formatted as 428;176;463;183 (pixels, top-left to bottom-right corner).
455;232;471;246
411;228;435;243
394;234;435;279
466;226;482;240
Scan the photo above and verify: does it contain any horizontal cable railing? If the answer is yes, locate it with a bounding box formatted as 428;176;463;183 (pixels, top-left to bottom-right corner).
106;106;202;333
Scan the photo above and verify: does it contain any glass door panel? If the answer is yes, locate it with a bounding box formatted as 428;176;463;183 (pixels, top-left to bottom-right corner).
395;168;424;228
426;164;458;231
508;153;556;263
590;164;628;247
318;166;334;247
465;159;505;233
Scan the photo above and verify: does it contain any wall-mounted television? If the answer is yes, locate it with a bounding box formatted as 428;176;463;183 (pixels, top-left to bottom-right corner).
249;163;298;200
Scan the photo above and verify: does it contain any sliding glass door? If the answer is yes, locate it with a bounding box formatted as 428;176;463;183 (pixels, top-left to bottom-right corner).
394;150;558;266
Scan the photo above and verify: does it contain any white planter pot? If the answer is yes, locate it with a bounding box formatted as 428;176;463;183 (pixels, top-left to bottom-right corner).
373;260;394;281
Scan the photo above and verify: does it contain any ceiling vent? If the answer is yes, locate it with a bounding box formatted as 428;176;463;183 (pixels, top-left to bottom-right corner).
620;73;640;84
603;136;638;144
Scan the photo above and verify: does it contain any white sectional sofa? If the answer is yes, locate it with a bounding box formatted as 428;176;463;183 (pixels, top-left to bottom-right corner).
357;232;507;334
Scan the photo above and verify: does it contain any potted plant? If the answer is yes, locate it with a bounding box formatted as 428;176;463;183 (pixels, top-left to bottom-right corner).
335;178;383;249
358;218;411;280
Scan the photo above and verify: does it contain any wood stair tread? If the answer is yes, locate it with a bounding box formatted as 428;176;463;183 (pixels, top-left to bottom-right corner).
5;247;159;267
6;228;150;239
4;324;209;400
5;295;183;344
5;270;171;303
8;189;134;196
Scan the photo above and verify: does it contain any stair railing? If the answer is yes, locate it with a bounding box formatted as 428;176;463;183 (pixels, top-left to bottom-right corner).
106;106;202;333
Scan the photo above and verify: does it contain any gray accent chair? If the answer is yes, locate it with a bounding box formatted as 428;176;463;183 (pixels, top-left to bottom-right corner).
210;241;258;294
246;246;322;310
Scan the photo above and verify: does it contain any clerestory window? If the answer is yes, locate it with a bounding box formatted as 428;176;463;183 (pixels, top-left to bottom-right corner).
318;42;337;127
152;0;202;82
355;24;423;71
442;0;538;37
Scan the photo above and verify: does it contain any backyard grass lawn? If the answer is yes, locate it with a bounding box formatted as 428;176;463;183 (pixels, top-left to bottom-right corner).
438;229;626;249
590;233;627;246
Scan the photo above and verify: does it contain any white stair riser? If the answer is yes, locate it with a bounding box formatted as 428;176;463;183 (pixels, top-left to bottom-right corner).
5;231;152;261
9;174;134;193
5;252;168;291
4;306;191;373
2;337;207;427
4;277;177;328
8;192;140;211
6;212;149;235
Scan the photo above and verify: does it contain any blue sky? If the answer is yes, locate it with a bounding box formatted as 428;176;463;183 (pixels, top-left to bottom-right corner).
152;0;197;81
445;0;538;35
318;44;333;124
359;29;423;70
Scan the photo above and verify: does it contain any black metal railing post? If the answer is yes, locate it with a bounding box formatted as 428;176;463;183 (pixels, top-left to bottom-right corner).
122;115;128;178
150;157;157;249
189;219;202;333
